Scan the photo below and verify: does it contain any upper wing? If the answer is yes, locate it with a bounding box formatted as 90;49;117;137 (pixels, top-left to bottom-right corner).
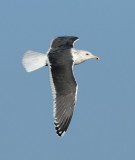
48;48;78;136
50;36;79;49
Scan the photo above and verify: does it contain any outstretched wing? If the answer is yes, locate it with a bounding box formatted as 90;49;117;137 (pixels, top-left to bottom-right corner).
50;36;79;49
48;48;78;136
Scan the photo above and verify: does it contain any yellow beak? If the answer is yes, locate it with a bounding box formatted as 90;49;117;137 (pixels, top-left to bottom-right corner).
92;56;99;60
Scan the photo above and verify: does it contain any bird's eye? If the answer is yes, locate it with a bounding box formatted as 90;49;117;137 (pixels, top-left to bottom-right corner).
86;53;89;55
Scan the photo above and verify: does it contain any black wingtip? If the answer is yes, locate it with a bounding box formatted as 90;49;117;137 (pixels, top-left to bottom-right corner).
56;130;65;137
54;122;66;137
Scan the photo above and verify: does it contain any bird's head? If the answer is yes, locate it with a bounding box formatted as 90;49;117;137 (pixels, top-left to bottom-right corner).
72;49;99;65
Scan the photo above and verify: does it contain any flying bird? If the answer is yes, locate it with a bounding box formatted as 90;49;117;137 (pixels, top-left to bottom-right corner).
22;36;99;136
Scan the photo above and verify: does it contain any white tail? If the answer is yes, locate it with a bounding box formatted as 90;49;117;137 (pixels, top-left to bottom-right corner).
22;50;48;72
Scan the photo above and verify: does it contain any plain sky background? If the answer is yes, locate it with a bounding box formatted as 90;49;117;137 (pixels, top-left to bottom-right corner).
0;0;135;159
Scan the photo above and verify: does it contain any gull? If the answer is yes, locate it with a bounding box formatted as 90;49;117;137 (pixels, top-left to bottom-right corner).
22;36;99;136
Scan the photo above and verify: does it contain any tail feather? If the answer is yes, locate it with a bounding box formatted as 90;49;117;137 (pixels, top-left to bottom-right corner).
22;50;48;72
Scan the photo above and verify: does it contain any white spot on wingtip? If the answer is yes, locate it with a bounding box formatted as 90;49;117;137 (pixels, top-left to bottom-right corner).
60;131;66;137
56;131;66;137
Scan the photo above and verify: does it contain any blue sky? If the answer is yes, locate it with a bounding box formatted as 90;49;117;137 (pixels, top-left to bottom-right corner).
0;0;135;159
